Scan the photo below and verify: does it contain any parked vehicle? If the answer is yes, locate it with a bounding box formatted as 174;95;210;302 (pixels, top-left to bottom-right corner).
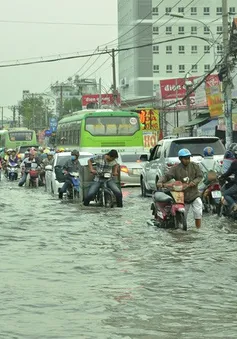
150;181;187;231
141;137;225;197
49;152;93;195
118;152;149;187
7;163;19;181
95;172;115;207
62;172;80;201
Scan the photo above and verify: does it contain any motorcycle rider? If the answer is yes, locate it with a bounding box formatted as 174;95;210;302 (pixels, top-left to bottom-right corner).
223;143;236;173
157;148;203;228
18;150;41;187
200;146;222;173
219;145;237;212
83;149;123;207
7;149;19;166
40;151;55;184
59;149;81;199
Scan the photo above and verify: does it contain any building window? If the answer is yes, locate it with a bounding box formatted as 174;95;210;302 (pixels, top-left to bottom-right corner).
166;65;172;73
178;7;184;13
191;45;198;54
204;64;210;72
192;65;198;73
203;7;210;15
204;26;210;34
191;7;197;15
217;45;223;54
178;26;185;34
153;45;159;54
204;45;210;53
229;7;235;14
179;65;185;73
179;46;185;54
166;45;172;54
153;65;159;73
166;26;172;35
217;26;222;34
216;7;222;15
191;26;197;34
165;7;171;14
153;7;159;15
153;26;159;35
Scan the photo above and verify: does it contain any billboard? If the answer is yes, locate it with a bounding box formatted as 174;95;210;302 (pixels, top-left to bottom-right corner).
205;74;224;117
159;77;198;109
82;94;121;109
137;109;159;130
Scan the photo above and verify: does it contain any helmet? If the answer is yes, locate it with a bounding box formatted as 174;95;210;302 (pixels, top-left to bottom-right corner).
229;143;237;151
59;148;65;152
38;146;43;151
24;151;30;155
7;149;13;153
178;148;192;157
48;151;55;156
232;145;237;157
71;149;79;156
203;146;214;157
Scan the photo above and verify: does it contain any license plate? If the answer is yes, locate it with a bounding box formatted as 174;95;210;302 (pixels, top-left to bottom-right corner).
211;190;222;198
132;169;140;175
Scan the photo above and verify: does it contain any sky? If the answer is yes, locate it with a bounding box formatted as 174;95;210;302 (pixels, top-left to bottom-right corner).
0;0;118;117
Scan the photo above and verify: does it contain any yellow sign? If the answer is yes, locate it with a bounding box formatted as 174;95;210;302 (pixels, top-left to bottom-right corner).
138;109;159;130
205;75;223;117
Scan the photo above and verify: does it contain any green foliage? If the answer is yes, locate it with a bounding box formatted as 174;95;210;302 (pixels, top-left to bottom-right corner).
62;97;82;116
18;96;53;129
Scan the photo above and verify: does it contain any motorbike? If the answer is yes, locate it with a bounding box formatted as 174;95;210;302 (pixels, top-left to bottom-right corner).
7;162;19;181
95;172;115;208
27;169;39;188
218;178;237;220
150;181;188;231
62;172;80;201
201;181;222;214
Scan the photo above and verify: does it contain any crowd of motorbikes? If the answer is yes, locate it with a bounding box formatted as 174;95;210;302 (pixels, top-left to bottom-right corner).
150;145;237;230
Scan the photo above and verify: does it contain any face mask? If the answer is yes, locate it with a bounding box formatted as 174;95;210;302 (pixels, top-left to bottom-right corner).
71;155;76;161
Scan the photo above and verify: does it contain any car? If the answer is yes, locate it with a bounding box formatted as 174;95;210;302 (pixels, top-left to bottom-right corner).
49;151;93;195
17;145;39;160
118;152;149;187
140;136;226;196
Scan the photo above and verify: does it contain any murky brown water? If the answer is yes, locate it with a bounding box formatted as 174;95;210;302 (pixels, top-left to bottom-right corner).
1;180;237;338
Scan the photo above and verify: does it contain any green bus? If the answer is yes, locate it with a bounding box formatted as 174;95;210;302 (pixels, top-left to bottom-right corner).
0;128;38;149
57;110;144;154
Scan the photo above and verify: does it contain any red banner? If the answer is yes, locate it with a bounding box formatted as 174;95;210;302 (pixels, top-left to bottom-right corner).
82;94;121;108
160;77;197;100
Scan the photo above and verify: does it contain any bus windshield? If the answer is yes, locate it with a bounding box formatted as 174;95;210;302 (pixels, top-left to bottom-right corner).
9;131;33;141
85;116;140;136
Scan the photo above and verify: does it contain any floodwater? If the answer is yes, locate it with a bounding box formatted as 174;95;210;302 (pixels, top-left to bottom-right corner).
0;180;237;339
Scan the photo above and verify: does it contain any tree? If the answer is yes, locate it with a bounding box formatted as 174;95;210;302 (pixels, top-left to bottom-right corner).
18;95;53;130
62;97;82;116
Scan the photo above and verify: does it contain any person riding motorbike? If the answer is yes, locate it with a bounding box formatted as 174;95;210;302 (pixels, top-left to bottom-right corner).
83;149;123;208
7;149;19;166
58;150;82;199
223;143;236;173
157;148;203;228
40;151;55;184
200;146;222;173
219;144;237;212
18;151;41;186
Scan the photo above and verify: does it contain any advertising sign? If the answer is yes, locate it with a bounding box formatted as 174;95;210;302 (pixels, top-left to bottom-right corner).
143;131;159;150
82;94;121;109
138;109;159;130
205;74;224;117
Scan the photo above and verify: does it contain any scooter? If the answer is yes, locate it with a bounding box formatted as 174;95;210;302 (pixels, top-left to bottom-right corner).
218;178;237;220
7;163;19;181
150;181;188;231
63;172;80;201
202;181;222;214
28;169;39;188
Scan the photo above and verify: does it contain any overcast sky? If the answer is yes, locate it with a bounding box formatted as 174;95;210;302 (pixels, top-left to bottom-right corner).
0;0;117;117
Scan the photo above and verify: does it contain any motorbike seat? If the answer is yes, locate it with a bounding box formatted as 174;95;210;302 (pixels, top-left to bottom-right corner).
154;191;173;202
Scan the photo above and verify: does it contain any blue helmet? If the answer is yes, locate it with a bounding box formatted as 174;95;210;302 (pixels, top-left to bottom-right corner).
203;146;214;157
178;148;192;157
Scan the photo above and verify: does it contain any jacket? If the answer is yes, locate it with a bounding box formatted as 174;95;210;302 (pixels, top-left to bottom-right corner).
220;159;237;184
159;162;203;203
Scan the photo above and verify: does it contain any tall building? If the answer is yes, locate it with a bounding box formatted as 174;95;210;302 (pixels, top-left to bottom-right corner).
118;0;236;100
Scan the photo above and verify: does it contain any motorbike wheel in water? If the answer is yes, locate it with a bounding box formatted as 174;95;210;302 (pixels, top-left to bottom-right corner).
174;212;187;231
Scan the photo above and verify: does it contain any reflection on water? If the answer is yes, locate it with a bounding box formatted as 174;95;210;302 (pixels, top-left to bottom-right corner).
1;182;237;338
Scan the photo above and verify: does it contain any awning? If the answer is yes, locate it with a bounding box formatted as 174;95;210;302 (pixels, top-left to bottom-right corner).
199;119;218;131
184;116;209;127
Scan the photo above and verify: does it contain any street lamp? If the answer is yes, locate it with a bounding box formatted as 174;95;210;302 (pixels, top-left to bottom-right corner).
169;12;216;61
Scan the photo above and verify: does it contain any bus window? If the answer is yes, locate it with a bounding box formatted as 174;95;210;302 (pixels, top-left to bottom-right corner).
9;131;33;141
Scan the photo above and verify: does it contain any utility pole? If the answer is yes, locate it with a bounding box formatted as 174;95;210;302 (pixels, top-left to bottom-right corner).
60;85;63;117
111;49;118;107
98;77;102;108
13;106;16;127
222;0;233;147
1;107;3;129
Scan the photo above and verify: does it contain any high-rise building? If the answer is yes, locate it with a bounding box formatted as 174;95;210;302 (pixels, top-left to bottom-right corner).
118;0;236;100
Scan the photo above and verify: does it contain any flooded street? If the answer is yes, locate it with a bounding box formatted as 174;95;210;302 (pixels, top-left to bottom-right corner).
1;180;237;339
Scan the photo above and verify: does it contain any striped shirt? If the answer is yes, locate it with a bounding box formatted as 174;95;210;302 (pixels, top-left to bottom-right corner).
90;154;117;181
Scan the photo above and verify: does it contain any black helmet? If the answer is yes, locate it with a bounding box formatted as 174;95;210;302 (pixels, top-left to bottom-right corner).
229;143;237;151
71;149;79;156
